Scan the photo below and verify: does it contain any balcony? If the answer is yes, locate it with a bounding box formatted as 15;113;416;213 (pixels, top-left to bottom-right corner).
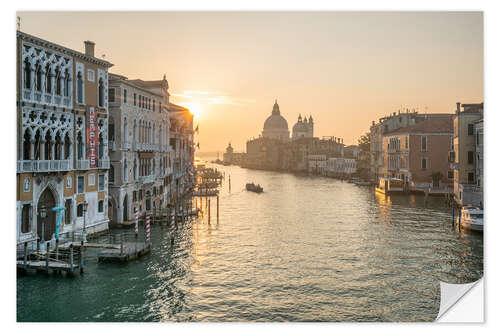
23;89;32;100
139;175;156;183
34;91;42;102
76;159;91;170
448;151;456;163
122;142;131;150
98;159;110;169
109;141;116;151
17;159;71;173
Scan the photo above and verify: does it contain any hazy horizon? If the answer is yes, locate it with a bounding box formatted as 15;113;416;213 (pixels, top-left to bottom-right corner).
17;11;483;151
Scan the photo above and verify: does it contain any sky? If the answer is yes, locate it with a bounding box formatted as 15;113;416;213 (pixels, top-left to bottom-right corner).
17;11;483;152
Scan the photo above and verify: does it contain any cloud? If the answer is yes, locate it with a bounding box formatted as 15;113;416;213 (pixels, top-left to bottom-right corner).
171;90;256;106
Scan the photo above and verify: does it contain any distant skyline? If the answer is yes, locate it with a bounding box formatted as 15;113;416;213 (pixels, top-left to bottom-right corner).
17;11;483;152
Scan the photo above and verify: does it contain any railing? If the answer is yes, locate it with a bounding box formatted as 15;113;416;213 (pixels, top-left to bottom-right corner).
122;142;131;150
62;97;71;107
109;141;116;151
23;89;32;100
139;175;156;183
17;159;72;173
54;95;62;105
98;159;110;169
44;93;52;104
76;159;91;170
34;91;42;102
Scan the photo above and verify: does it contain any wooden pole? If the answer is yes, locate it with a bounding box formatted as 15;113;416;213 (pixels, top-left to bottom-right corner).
69;244;74;275
217;195;219;223
120;234;124;255
45;242;50;274
55;239;59;261
208;199;211;224
23;242;27;271
36;238;40;254
79;240;84;274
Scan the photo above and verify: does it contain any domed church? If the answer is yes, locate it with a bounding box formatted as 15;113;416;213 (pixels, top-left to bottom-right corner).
292;114;314;139
262;100;290;141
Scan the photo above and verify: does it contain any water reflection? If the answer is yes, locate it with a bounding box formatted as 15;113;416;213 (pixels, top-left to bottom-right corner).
17;163;483;322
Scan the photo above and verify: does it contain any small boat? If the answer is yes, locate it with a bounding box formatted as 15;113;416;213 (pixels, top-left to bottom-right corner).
246;183;263;193
354;180;371;186
375;177;404;194
459;206;483;232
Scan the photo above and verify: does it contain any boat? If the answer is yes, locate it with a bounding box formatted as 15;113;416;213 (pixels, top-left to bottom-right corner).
246;183;263;193
375;177;404;194
354;180;371;186
459;206;483;232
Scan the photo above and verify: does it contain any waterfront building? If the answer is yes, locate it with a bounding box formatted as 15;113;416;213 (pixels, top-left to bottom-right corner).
17;31;113;246
168;103;195;201
451;102;483;206
107;74;172;224
222;142;246;165
245;137;283;170
326;157;357;177
382;115;454;191
262;100;290;141
308;154;327;175
292;114;314;139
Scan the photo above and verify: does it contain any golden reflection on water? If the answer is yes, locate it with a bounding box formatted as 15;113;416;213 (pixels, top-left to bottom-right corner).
375;191;392;224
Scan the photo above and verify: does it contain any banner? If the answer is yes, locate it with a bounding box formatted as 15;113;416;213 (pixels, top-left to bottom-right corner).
86;106;99;168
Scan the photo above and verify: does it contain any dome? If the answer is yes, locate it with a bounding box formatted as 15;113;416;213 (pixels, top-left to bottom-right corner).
263;100;288;130
293;121;307;133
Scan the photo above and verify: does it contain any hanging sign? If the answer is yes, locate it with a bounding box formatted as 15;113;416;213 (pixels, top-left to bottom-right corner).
86;106;99;168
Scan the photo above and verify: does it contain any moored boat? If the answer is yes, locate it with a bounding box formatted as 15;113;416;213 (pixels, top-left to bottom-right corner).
459;206;483;232
375;177;404;194
246;183;263;193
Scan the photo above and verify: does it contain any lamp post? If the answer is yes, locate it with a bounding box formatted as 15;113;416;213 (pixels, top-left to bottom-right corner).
82;200;88;242
39;204;47;242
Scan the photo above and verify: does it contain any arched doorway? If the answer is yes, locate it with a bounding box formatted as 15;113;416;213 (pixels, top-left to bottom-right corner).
122;194;128;222
37;187;56;241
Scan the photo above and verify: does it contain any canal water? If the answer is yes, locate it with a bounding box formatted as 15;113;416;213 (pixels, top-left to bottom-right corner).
17;163;483;322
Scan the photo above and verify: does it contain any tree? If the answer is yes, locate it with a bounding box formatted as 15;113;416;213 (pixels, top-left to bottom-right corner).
358;132;371;151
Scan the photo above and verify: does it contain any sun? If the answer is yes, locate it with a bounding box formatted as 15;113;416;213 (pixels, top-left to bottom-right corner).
184;102;203;119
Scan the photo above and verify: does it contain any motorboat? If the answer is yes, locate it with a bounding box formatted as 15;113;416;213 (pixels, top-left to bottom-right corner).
459;206;483;232
246;183;263;193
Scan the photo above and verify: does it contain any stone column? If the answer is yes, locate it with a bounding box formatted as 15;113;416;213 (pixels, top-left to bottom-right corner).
30;140;35;160
40;140;46;160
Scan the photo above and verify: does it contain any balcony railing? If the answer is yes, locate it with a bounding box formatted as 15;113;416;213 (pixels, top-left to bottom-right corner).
17;159;71;173
76;159;90;170
23;89;32;100
122;142;131;150
34;91;42;102
139;175;156;183
98;159;110;169
109;141;116;151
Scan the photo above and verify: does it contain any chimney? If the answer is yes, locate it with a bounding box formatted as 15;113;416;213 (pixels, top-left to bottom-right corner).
456;102;461;114
84;40;95;57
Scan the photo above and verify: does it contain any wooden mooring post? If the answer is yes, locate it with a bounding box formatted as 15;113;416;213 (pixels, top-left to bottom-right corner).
217;195;219;223
55;239;59;261
79;240;84;274
45;242;50;274
208;199;211;224
23;242;28;271
69;244;74;275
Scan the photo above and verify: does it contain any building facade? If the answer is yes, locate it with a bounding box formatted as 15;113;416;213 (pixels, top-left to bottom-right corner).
107;74;172;224
451;102;483;206
17;31;113;246
382;115;454;191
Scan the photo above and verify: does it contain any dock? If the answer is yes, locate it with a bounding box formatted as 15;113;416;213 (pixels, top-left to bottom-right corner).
98;242;151;263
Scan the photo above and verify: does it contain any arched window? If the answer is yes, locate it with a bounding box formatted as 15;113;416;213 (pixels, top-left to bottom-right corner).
55;67;61;95
77;71;83;103
123;159;128;182
23;129;31;160
98;135;104;159
98;78;104;107
23;58;31;89
64;69;70;97
35;63;42;92
133;159;137;180
44;64;51;93
109;165;115;184
77;132;84;160
123;118;128;144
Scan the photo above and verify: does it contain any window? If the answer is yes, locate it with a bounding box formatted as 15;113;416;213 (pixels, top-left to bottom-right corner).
66;175;72;188
467;151;474;165
421;158;427;170
77;72;84;104
23;178;30;192
476;132;480;145
468;123;474;136
405;136;408;149
124;89;127;104
134;93;137;106
87;69;95;82
21;204;31;233
153;187;157;196
99;174;105;191
98;200;104;213
139;190;143;200
77;204;83;217
109;123;115;141
109;88;115;103
448;170;453;179
109;165;115;184
77;176;85;194
98;78;104;107
88;173;95;186
153;100;155;111
133;191;137;202
23;58;31;89
421;136;427;151
468;172;475;183
65;199;72;225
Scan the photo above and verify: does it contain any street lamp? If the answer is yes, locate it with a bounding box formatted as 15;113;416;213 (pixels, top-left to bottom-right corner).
39;204;47;242
82;200;88;242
